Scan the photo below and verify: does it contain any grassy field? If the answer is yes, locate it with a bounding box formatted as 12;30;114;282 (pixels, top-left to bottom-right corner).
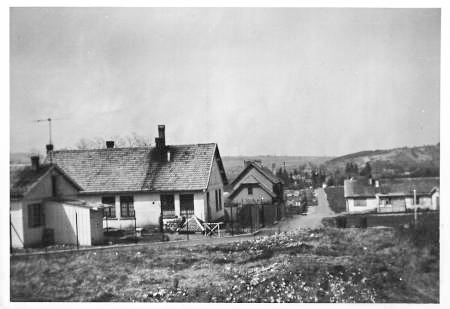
324;186;346;213
11;225;438;303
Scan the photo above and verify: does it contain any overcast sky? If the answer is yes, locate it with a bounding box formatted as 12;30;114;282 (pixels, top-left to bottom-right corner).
10;8;440;156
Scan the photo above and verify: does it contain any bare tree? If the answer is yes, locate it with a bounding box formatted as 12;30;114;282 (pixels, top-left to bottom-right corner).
74;133;151;149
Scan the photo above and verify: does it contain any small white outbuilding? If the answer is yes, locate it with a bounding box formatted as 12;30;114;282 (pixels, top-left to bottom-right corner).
10;156;107;248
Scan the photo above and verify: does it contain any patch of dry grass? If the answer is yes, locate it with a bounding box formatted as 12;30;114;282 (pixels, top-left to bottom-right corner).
10;226;438;303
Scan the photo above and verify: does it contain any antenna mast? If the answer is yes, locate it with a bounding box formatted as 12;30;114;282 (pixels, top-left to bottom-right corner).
35;117;53;144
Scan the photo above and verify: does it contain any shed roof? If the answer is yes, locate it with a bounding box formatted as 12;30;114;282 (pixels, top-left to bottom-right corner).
50;143;227;193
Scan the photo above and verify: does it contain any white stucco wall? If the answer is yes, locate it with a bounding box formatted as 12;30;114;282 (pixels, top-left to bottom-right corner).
45;201;93;246
405;196;432;210
349;195;437;214
83;191;209;229
26;168;78;201
347;198;378;213
21;199;46;247
10;201;24;248
431;191;440;210
10;168;82;248
194;192;207;221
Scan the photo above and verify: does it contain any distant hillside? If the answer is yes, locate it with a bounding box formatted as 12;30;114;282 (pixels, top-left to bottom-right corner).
325;144;440;176
222;155;332;183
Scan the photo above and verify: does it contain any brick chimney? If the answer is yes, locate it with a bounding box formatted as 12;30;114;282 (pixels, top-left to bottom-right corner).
31;156;40;171
155;125;166;150
106;141;115;149
46;144;54;163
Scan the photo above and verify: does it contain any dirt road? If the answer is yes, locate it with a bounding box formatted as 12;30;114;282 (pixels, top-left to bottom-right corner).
275;188;336;232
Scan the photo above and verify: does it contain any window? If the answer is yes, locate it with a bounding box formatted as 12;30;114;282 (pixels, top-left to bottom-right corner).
206;191;211;221
120;196;135;218
218;189;222;210
180;194;194;216
248;187;253;195
102;196;116;218
380;198;391;207
28;203;44;227
354;199;367;207
215;190;218;211
415;195;420;205
51;175;57;197
160;194;175;217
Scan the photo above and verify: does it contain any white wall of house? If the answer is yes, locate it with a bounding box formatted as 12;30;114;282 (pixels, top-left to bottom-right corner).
431;191;440;210
405;196;433;210
54;173;80;198
10;201;24;248
134;193;162;227
25;169;78;201
45;201;94;246
194;192;207;221
348;195;438;214
83;191;209;229
21;199;46;247
347;197;378;213
10;168;82;248
230;186;273;205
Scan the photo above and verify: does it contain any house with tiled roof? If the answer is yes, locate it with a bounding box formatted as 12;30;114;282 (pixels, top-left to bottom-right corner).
49;125;228;229
228;160;283;205
10;157;106;248
344;177;440;213
226;160;284;224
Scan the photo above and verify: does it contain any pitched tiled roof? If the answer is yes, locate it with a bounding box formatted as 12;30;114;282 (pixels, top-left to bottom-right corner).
10;164;53;198
230;161;282;187
344;177;439;198
10;164;82;199
50;143;226;193
379;177;439;196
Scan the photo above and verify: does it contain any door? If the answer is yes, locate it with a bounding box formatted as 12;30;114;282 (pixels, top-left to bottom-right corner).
180;194;194;217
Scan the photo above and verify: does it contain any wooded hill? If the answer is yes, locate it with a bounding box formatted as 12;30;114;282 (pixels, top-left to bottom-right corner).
325;144;440;177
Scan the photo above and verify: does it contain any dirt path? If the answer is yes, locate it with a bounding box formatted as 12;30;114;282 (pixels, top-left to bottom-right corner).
275;188;336;232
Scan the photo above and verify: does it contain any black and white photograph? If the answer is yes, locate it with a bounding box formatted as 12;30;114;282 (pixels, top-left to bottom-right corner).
3;1;449;305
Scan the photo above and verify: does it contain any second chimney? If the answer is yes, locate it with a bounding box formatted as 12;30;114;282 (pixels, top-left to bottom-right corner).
31;156;40;171
46;144;54;163
106;141;115;149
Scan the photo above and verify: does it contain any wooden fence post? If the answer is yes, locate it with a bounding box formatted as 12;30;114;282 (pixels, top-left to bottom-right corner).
75;212;79;250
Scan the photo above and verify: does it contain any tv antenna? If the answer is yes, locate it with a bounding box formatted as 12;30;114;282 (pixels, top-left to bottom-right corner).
34;117;67;144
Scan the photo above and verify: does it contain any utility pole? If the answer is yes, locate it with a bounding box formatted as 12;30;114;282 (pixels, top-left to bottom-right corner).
413;189;417;227
230;204;234;236
186;211;189;241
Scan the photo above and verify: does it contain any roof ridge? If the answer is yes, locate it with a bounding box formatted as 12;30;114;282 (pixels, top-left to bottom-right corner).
52;142;218;153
